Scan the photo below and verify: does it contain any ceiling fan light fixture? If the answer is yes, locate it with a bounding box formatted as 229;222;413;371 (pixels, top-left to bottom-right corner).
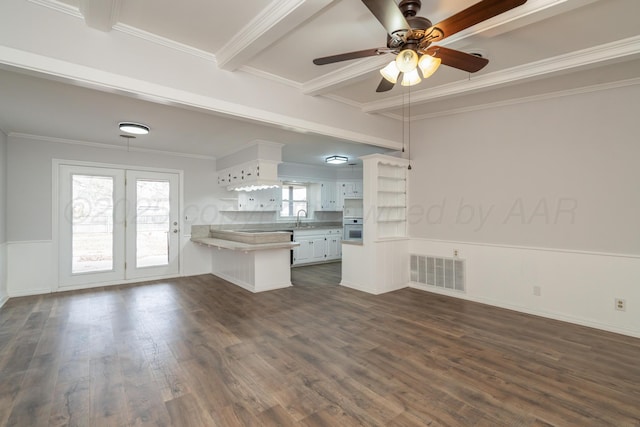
380;60;401;84
418;55;442;79
401;68;421;86
118;122;150;135
395;49;419;73
325;155;348;165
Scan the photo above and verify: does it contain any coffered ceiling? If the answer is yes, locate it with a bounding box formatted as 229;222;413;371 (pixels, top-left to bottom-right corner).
0;0;639;163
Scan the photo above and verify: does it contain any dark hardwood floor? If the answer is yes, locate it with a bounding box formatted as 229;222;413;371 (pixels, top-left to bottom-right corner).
1;267;639;426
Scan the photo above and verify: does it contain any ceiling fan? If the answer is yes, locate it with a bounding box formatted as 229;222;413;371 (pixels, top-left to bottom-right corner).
313;0;527;92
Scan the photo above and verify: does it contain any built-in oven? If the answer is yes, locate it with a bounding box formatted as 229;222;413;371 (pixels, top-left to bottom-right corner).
343;218;363;241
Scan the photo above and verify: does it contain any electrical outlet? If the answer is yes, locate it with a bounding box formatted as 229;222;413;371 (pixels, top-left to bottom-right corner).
615;298;626;312
453;249;459;257
533;286;541;296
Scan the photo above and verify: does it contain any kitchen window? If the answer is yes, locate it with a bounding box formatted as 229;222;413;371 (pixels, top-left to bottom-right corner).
280;184;308;218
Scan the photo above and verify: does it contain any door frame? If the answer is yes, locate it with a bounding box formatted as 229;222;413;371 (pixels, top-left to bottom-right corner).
52;159;185;292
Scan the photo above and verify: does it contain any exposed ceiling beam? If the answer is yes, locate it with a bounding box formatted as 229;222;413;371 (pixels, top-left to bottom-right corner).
216;0;336;71
303;55;390;96
302;0;598;96
79;0;122;32
361;35;640;114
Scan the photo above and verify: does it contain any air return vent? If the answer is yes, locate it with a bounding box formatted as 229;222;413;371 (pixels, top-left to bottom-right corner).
410;255;465;292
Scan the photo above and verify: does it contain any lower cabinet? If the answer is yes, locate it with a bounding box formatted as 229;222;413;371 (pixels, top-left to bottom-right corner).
293;228;342;265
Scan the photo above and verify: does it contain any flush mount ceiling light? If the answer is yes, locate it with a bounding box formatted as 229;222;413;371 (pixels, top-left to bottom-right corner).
118;122;150;135
325;155;348;165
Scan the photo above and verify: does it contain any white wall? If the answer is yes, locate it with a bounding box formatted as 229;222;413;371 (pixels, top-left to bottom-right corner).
408;84;640;337
6;134;222;296
0;130;7;306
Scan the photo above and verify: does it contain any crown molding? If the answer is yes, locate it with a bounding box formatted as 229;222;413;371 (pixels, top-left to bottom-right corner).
216;0;335;71
362;35;640;114
239;66;302;90
113;23;217;62
405;77;640;121
8;132;218;160
303;55;391;96
79;0;122;32
27;0;82;18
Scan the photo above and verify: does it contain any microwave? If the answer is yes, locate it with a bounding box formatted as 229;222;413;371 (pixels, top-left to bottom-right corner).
343;218;363;241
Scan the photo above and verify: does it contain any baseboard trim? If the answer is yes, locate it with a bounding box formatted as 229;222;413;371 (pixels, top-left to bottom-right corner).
211;273;292;293
339;280;387;295
408;282;640;339
8;288;52;298
0;295;8;309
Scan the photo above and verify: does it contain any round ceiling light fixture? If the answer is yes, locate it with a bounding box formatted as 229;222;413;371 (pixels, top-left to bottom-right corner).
118;122;150;135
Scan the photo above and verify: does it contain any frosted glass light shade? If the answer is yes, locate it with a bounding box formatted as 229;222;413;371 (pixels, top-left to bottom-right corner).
119;122;149;135
418;55;442;79
380;60;401;83
395;49;419;73
401;68;422;86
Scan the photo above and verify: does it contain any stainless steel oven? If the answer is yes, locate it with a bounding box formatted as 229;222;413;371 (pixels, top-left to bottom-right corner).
343;218;363;241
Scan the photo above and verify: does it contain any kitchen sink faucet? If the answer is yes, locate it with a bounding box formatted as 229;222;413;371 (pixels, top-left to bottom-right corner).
296;209;307;228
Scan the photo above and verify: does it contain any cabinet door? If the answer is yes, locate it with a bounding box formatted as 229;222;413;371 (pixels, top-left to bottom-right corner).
327;237;341;259
255;188;278;211
293;237;313;264
319;182;337;211
312;237;328;261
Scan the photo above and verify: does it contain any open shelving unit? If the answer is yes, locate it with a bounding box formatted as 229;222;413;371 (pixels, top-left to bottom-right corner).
372;159;409;240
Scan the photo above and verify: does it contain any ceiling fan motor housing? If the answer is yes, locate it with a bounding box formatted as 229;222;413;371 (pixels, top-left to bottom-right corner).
399;0;421;17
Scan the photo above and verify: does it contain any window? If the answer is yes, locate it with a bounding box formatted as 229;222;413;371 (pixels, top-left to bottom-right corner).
280;184;308;217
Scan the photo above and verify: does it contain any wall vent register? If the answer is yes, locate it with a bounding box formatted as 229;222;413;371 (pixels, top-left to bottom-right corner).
410;255;465;292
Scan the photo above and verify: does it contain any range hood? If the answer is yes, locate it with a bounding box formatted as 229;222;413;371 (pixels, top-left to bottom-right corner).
216;141;283;192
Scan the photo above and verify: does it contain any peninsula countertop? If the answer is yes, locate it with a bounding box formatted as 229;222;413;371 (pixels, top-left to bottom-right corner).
191;236;299;252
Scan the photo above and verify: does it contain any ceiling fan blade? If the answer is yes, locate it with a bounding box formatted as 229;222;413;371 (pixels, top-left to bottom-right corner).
376;77;396;92
361;0;411;37
425;0;527;42
313;48;386;65
426;46;489;73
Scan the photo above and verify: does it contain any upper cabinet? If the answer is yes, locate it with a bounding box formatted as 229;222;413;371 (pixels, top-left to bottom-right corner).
237;187;280;211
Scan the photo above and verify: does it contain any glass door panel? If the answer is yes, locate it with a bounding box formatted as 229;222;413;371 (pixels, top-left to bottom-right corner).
72;175;114;273
125;170;180;280
135;179;170;268
59;165;125;287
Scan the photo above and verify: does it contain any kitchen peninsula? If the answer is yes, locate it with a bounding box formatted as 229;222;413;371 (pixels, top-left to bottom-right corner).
191;226;299;293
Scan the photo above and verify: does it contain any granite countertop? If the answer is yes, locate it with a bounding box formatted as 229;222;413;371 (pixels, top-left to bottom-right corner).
191;237;299;252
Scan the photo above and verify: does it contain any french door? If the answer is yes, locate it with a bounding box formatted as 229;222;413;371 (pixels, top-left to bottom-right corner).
58;165;180;288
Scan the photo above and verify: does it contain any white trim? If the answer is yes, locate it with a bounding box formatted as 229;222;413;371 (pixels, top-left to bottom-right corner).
239;66;302;90
113;23;216;62
51;159;186;292
339;279;386;295
410;237;640;260
10;132;217;160
55;273;183;293
408;282;640;339
383;77;640;121
210;272;291;294
362;35;640;114
0;242;7;309
303;55;391;96
27;0;82;18
217;0;335;71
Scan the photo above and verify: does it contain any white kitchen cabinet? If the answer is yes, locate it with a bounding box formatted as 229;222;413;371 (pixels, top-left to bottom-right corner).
238;188;279;211
337;180;363;210
317;181;339;211
292;228;342;265
326;231;342;259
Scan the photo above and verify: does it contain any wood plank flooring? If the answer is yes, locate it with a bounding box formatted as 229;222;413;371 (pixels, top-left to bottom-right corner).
1;265;639;426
